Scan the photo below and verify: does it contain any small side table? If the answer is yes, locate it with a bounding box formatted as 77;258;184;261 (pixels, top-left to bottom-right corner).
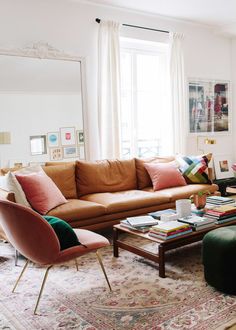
213;177;236;196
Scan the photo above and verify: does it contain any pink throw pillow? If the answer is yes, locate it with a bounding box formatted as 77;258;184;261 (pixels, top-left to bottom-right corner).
15;171;67;215
144;162;187;191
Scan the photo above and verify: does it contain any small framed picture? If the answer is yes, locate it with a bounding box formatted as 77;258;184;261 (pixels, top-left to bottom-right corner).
47;132;60;147
77;130;84;144
78;145;85;159
63;146;77;158
30;135;47;156
214;154;234;179
49;147;63;161
60;127;76;146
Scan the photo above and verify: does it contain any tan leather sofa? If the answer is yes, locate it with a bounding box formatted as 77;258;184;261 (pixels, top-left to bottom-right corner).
0;157;218;233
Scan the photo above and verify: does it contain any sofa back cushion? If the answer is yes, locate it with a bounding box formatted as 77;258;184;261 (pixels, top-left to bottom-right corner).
43;164;77;199
44;161;75;166
76;159;137;196
135;156;175;189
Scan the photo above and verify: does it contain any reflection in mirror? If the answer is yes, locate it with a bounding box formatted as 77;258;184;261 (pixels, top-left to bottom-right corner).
0;49;85;168
30;135;47;155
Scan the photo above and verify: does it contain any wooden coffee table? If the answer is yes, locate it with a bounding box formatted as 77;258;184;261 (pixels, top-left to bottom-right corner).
113;219;236;278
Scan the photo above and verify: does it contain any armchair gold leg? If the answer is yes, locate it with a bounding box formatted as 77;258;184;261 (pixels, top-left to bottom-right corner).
75;258;79;271
34;265;52;315
96;251;112;292
12;259;29;293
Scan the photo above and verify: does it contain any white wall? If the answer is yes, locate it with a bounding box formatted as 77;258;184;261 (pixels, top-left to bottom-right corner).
0;0;234;162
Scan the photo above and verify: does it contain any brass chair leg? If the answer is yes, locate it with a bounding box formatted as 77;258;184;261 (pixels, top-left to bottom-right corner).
96;251;112;292
34;265;52;315
15;249;19;266
75;258;79;271
12;259;29;293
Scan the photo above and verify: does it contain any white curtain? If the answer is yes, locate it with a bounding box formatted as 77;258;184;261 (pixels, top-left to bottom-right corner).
98;20;121;159
169;32;187;155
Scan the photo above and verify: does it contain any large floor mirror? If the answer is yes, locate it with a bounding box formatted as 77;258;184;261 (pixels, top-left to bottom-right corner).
0;42;87;168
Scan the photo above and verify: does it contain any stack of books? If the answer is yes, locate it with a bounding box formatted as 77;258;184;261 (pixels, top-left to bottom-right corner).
149;220;192;240
120;215;158;233
206;196;235;206
204;204;236;224
178;215;215;231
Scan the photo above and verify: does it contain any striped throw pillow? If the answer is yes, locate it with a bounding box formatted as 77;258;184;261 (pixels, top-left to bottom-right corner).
177;154;212;184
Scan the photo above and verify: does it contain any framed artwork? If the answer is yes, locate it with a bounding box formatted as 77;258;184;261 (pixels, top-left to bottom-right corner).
188;79;230;134
47;132;60;147
214;154;234;180
63;146;77;158
60;127;76;146
49;147;63;161
77;130;84;144
30;135;47;156
9;160;26;167
78;145;85;159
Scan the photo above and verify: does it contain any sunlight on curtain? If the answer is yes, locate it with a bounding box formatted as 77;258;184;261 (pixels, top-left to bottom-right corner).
169;32;187;155
98;20;121;159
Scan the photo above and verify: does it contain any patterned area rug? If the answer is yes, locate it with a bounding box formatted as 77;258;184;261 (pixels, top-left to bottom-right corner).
0;234;236;330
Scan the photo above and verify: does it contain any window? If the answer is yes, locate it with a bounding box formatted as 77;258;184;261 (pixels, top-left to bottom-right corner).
120;38;172;158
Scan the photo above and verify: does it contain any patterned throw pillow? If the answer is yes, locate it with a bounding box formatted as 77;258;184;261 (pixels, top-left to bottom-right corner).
176;154;212;184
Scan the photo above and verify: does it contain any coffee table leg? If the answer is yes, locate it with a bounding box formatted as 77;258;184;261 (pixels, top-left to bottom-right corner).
158;244;165;278
113;227;119;257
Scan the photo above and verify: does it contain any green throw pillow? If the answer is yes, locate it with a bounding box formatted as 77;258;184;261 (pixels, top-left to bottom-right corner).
43;215;81;250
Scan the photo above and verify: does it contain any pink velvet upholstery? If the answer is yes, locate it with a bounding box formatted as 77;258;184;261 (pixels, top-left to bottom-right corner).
0;199;110;265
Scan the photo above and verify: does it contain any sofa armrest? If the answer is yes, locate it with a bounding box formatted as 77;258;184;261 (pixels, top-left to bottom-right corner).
0;187;15;202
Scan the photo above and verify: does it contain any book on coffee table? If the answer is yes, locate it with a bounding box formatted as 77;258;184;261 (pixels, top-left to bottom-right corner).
151;220;190;233
120;220;151;232
127;215;158;227
206;196;235;205
178;215;215;226
148;209;176;219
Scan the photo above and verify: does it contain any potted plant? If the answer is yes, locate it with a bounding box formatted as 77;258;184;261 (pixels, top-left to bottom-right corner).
190;191;210;210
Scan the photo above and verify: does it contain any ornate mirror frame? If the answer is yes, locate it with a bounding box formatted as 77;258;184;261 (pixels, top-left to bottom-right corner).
0;42;88;159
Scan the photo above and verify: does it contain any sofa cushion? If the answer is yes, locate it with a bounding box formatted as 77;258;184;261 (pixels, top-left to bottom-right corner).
45;161;75;166
176;153;212;184
143;183;219;202
43;164;77;199
144;162;187;191
2;165;43;207
135;156;175;189
15;171;67;215
76;159;137;196
4;172;31;207
47;199;106;222
81;190;171;213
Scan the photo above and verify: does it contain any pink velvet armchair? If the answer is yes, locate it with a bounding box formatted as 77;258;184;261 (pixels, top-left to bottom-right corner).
0;199;111;314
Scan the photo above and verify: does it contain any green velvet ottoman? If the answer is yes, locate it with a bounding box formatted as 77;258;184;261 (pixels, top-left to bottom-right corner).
202;226;236;294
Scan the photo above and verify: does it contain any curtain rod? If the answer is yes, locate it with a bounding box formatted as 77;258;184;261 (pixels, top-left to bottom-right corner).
95;18;169;34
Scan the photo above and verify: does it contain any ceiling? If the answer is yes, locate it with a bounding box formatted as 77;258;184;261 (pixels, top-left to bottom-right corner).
84;0;236;36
